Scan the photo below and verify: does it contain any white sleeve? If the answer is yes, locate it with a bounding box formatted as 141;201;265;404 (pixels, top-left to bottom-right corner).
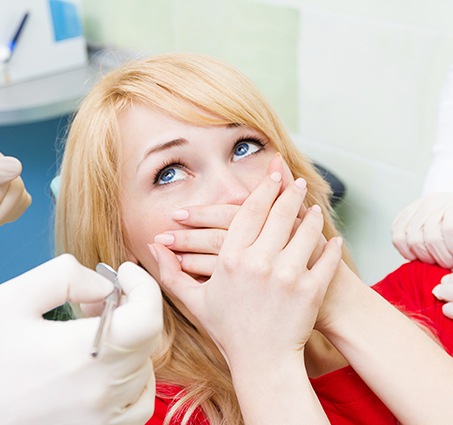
423;65;453;193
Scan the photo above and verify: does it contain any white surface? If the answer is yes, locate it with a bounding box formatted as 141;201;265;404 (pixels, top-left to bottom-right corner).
0;61;101;125
0;0;87;86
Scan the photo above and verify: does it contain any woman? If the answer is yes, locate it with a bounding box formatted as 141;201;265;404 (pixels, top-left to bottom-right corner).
56;53;453;424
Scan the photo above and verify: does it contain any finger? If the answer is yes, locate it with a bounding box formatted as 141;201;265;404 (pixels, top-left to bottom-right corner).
0;155;22;185
308;237;343;295
433;282;453;301
254;178;307;252
113;358;153;407
284;205;325;266
423;210;453;268
3;254;113;315
111;370;156;425
0;177;31;225
171;204;239;228
222;172;282;250
150;243;202;314
392;208;418;261
441;206;453;257
442;302;453;320
407;236;436;264
179;253;217;277
154;228;227;254
267;153;289;190
110;263;163;350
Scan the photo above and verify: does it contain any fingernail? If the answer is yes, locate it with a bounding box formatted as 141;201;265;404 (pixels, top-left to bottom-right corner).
176;254;182;262
154;233;175;245
270;171;282;182
432;284;443;300
335;236;343;247
295;178;306;189
311;204;322;214
171;209;189;220
148;244;158;263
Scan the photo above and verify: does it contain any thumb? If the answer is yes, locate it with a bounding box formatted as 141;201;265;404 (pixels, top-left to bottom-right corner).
109;262;163;350
150;243;202;313
0;155;22;185
3;254;113;316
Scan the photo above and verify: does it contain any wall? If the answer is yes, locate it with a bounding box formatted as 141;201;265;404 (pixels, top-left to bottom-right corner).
291;0;453;283
6;0;448;284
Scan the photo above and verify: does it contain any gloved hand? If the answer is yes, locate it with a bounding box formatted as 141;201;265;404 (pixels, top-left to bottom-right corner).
433;274;453;319
392;193;453;269
0;153;31;225
0;254;163;425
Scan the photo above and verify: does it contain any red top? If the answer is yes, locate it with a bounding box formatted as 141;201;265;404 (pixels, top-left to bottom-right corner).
147;261;453;424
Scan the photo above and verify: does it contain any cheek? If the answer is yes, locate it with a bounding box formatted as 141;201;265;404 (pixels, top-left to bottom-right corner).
244;153;276;190
121;201;173;274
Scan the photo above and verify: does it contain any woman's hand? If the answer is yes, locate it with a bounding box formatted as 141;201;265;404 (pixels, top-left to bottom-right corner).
153;153;306;278
151;171;341;424
151;171;342;365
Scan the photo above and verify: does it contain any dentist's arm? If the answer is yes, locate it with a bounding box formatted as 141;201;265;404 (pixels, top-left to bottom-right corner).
0;254;163;425
0;153;31;225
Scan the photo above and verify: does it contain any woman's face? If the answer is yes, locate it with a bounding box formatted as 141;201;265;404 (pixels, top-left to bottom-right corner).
119;103;277;278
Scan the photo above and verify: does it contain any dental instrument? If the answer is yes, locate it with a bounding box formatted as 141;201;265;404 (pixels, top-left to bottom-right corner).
91;263;122;357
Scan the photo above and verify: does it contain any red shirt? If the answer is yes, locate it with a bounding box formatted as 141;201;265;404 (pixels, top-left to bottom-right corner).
147;261;453;424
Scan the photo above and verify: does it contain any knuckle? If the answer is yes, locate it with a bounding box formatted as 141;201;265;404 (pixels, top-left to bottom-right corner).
56;253;80;272
274;266;298;286
222;252;241;272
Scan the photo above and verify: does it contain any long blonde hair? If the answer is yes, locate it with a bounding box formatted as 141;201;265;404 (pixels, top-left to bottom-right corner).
56;53;353;425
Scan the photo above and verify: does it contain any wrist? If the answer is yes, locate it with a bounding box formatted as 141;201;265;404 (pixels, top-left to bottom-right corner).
230;351;329;425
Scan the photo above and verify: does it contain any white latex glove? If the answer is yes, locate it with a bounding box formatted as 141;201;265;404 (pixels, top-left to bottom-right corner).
0;153;31;225
392;193;453;269
0;254;163;425
433;274;453;319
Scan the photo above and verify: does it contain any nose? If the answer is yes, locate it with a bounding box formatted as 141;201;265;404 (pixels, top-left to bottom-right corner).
205;168;250;206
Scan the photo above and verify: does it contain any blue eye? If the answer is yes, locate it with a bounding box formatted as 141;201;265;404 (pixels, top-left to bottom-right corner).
155;165;189;185
232;139;263;162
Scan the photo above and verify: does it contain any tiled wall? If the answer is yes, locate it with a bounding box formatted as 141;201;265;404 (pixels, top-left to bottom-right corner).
80;0;453;284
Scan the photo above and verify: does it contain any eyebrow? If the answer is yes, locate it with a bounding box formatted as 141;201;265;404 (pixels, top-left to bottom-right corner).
137;138;188;172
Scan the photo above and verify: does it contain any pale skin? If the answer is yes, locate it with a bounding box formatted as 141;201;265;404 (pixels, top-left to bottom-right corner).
118;104;342;423
118;103;453;424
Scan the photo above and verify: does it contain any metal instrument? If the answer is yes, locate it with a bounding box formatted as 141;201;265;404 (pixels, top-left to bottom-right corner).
90;263;122;357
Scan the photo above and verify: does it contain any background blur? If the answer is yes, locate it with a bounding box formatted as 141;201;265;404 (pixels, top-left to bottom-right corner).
2;0;453;284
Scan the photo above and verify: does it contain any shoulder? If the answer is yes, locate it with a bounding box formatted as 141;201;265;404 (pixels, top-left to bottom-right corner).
372;260;449;304
145;383;209;425
372;261;453;355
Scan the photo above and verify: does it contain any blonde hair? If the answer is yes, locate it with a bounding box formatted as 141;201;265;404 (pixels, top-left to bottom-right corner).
56;53;354;425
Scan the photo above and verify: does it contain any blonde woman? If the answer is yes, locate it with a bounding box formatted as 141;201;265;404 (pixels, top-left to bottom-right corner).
56;53;453;425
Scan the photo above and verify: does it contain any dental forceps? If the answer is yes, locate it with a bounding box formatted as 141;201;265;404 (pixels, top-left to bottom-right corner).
90;263;122;357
